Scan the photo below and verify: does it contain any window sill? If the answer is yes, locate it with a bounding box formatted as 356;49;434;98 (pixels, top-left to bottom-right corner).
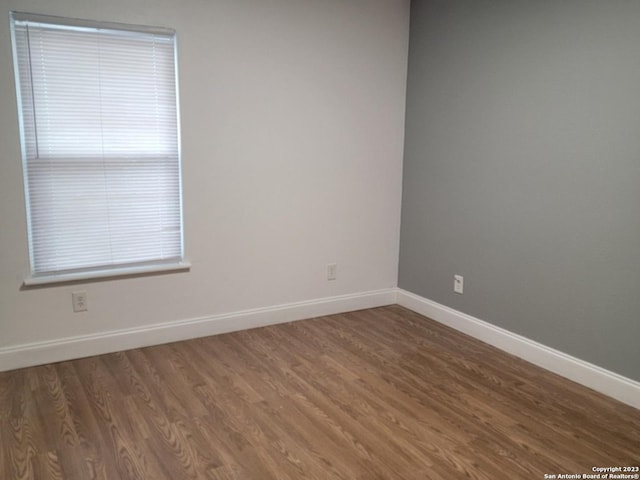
23;261;191;287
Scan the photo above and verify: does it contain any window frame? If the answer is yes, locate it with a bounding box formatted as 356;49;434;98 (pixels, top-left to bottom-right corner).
10;12;189;286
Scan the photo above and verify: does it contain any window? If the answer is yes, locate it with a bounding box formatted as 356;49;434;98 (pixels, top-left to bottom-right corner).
10;12;186;285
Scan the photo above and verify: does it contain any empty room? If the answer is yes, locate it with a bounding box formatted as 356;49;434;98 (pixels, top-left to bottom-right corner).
0;0;638;478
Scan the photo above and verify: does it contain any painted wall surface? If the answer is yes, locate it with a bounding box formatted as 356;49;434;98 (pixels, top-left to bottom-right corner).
400;0;640;381
0;0;409;350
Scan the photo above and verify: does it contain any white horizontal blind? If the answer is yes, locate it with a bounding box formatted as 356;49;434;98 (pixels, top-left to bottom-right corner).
11;14;183;278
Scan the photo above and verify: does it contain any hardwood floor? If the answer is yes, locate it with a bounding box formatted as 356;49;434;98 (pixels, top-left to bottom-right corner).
1;305;638;479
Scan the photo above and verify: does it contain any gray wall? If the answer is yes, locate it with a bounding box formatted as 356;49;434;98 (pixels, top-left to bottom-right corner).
399;0;640;381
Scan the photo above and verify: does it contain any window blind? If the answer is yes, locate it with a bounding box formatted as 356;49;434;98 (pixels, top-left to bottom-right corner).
11;13;184;280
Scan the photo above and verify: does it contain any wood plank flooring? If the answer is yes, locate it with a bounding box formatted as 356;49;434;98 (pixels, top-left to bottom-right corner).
1;305;638;479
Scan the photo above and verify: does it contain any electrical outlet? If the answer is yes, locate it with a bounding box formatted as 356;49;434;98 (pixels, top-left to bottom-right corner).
454;275;464;294
72;291;88;312
327;263;337;281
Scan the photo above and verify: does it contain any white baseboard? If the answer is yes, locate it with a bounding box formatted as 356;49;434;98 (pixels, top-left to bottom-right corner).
0;288;397;373
4;287;638;411
396;289;640;410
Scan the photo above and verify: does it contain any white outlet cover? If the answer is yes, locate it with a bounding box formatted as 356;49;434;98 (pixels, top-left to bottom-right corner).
72;291;88;312
454;275;464;294
327;263;337;281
